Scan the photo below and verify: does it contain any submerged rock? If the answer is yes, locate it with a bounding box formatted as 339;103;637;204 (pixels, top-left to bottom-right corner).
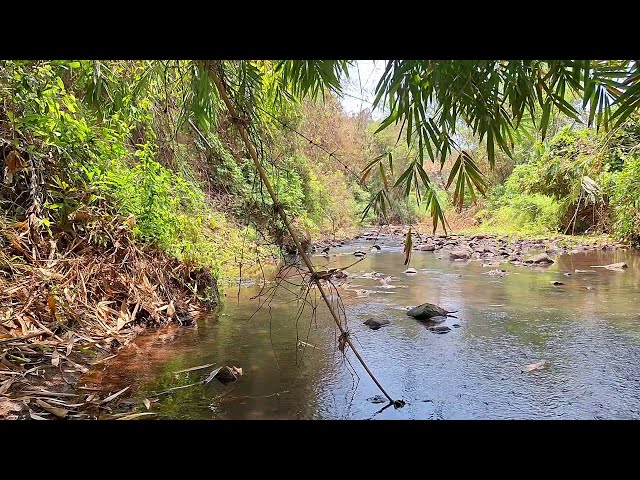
363;318;390;330
550;281;564;286
427;315;448;324
524;253;554;265
429;325;451;334
368;395;387;404
407;303;457;320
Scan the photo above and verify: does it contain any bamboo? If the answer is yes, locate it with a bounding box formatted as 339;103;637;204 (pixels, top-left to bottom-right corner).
206;62;396;404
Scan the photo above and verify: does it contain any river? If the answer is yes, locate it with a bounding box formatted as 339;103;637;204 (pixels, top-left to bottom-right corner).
84;235;640;419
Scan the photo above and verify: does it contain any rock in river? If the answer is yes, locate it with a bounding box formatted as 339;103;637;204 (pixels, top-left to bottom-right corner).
404;268;418;274
407;302;457;320
429;325;451;334
363;318;390;330
427;315;448;324
449;250;471;260
524;253;554;264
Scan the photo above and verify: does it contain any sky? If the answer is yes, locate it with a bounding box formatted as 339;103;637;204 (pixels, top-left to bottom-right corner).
339;60;386;119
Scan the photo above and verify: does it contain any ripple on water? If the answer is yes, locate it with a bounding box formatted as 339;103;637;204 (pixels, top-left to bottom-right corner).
91;239;640;419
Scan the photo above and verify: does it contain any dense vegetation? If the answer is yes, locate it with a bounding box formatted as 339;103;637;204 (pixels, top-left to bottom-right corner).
471;114;640;244
2;59;640;290
0;61;391;282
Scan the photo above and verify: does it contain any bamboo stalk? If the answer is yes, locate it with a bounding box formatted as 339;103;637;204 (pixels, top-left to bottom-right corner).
206;62;396;404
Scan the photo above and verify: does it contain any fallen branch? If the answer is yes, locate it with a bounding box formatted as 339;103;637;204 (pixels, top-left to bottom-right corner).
206;62;399;406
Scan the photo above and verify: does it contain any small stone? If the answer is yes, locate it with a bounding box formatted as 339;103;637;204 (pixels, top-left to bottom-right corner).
367;395;387;404
363;318;390;330
525;253;554;264
429;325;451;334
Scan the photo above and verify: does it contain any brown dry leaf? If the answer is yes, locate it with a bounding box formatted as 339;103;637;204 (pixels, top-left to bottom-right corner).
51;349;60;367
143;398;151;410
47;296;57;317
29;411;48;420
124;215;136;229
167;301;175;319
0;379;15;395
35;399;68;419
13;220;29;231
116;318;126;331
6;150;26;173
99;385;130;404
66;337;75;357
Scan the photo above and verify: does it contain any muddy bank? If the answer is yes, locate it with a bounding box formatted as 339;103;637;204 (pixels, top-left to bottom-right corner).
0;217;219;419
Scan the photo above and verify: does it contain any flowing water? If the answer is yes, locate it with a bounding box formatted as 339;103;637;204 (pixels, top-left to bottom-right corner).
86;237;640;419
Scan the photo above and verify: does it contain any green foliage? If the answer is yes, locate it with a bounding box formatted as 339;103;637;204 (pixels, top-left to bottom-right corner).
1;60;275;281
477;169;563;235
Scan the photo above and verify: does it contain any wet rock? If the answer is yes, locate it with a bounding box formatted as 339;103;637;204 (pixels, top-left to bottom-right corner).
429;325;451;334
417;244;436;251
353;251;367;257
564;272;572;276
485;269;508;276
363;318;390;330
407;303;457;319
452;324;462;328
550;281;564;286
404;268;418;274
333;269;348;279
524;253;554;264
370;245;381;251
449;250;471;260
427;315;448;324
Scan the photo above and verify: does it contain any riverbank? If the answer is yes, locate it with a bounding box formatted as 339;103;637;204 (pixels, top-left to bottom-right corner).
0;216;219;419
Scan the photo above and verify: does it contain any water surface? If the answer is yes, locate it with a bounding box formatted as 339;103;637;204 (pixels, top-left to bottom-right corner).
87;237;640;419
